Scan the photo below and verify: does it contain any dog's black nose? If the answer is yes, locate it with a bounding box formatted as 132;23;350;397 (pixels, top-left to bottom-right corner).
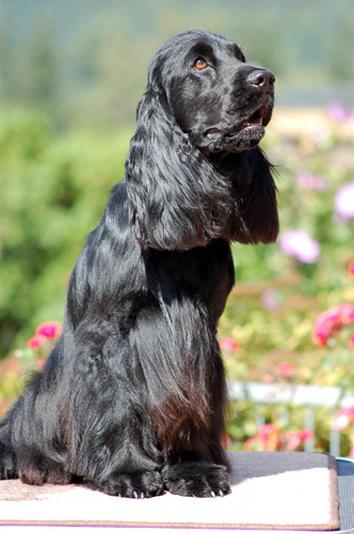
246;69;275;92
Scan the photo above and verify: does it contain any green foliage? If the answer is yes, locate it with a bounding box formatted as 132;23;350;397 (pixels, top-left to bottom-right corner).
0;110;132;353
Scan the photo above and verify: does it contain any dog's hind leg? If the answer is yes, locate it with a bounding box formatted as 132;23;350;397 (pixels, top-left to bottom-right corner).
17;453;71;485
0;432;18;480
66;328;164;498
2;365;72;486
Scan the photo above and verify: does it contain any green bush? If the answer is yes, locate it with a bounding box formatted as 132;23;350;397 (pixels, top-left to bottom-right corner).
0;110;132;353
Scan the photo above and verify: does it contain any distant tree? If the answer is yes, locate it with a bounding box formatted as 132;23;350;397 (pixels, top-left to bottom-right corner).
19;22;59;113
0;27;14;100
327;18;354;80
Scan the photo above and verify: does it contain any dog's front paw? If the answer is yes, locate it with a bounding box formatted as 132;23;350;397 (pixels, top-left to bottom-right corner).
163;462;231;497
98;470;164;498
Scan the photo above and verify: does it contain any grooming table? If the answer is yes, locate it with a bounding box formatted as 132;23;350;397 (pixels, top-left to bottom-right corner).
0;452;353;532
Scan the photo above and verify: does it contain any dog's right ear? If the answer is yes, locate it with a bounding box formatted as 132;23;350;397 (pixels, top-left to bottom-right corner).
125;78;231;251
227;148;279;245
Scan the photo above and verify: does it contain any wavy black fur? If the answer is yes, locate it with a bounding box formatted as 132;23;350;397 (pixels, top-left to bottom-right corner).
0;30;278;498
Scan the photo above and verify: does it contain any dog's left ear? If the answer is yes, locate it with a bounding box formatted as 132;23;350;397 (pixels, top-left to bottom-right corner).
228;148;279;244
125;86;231;251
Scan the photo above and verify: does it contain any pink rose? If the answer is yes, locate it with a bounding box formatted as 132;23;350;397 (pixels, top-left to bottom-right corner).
275;362;295;378
27;335;45;349
36;321;61;340
313;304;354;346
219;337;239;352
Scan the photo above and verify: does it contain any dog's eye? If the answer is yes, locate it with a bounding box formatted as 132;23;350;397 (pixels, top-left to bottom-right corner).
193;57;209;71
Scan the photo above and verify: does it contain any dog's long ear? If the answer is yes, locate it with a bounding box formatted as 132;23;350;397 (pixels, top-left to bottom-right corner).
125;80;231;251
229;148;279;244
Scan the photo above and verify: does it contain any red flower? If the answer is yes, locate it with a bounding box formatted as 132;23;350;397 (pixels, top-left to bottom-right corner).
349;261;354;277
27;335;45;349
36;321;61;340
219;337;239;352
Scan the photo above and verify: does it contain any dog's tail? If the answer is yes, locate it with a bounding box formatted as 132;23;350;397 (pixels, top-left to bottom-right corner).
0;421;18;480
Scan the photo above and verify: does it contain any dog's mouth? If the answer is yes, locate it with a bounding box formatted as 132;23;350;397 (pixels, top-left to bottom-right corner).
203;102;272;153
231;105;266;133
205;105;267;140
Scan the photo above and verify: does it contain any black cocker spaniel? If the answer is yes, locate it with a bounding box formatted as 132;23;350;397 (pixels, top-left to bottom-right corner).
0;30;278;498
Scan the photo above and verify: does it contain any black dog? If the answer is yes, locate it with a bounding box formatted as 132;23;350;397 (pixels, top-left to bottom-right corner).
0;30;278;498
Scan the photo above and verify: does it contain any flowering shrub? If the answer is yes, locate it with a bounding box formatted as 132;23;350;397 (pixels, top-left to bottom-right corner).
349;262;354;277
295;171;328;192
333;404;354;458
27;321;61;350
244;424;313;452
327;102;352;122
313;304;354;347
219;337;239;352
334;182;354;222
280;229;320;264
0;321;61;415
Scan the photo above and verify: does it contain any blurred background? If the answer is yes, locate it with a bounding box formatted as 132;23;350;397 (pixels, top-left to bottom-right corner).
0;0;353;454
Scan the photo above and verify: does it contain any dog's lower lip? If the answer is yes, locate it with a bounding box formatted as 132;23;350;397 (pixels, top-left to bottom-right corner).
205;127;222;138
244;105;266;127
228;105;267;135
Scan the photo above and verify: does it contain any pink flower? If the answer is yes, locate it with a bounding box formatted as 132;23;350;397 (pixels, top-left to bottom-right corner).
297;429;314;441
219;337;239;352
328;102;351;122
260;288;280;311
275;362;295;378
333;406;354;431
349;262;354;277
258;424;277;445
335;182;354;221
280;229;320;264
295;171;328;192
313;304;354;346
27;335;45;349
350;334;354;349
286;429;313;451
340;304;354;325
36;321;61;340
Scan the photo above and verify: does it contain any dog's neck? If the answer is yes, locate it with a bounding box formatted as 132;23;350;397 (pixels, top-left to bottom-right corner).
208;151;254;191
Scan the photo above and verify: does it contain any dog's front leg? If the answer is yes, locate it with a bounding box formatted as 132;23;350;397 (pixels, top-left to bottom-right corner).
130;302;231;498
162;450;231;497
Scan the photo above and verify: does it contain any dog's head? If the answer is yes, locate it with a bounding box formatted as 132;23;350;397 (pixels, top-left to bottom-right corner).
126;31;278;251
153;30;275;155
